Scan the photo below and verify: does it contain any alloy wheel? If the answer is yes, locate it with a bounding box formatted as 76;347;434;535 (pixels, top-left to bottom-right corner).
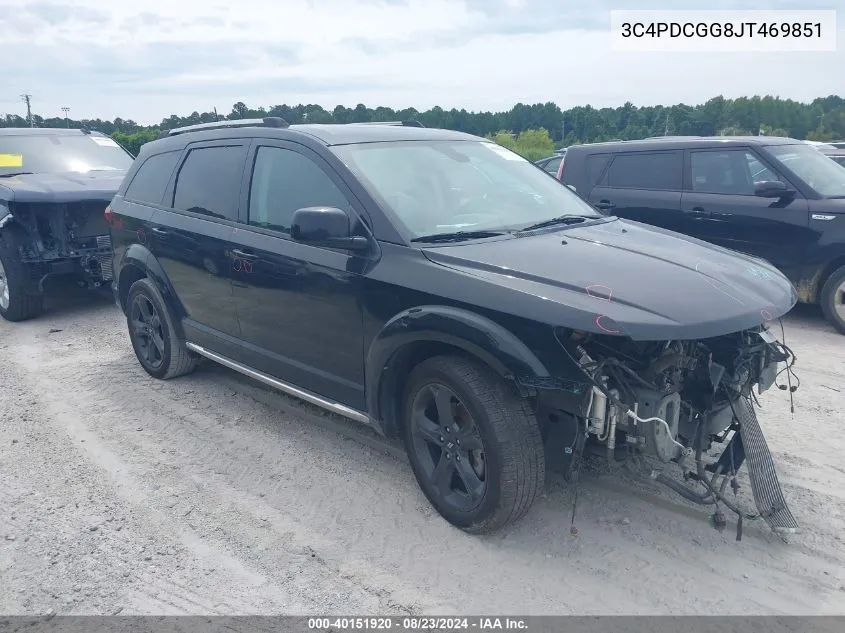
835;279;845;322
130;294;166;369
409;382;487;512
0;259;9;310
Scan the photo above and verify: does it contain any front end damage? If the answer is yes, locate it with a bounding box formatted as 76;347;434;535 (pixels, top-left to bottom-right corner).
534;323;799;538
6;200;114;291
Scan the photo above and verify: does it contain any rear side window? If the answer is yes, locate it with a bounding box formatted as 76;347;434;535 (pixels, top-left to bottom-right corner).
543;156;563;174
172;145;248;221
124;150;181;205
248;146;349;234
586;154;611;185
606;151;682;190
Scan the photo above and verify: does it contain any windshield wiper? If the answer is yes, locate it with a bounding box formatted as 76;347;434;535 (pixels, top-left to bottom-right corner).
0;171;34;178
519;215;601;232
410;230;508;243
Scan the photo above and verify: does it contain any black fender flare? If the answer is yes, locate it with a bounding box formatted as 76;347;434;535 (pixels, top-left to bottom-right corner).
115;243;187;338
365;305;550;436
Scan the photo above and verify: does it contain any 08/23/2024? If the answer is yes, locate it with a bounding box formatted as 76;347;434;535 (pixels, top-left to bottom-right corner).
308;617;529;631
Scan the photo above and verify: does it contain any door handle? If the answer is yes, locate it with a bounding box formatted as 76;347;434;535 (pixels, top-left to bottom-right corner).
594;200;615;210
684;207;711;217
232;249;259;261
150;227;169;236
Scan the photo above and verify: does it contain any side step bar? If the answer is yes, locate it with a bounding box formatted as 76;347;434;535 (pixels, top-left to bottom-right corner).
184;342;372;427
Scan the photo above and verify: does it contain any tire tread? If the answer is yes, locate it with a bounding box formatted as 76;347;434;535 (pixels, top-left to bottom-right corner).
127;278;197;379
0;229;44;322
404;355;545;533
820;265;845;335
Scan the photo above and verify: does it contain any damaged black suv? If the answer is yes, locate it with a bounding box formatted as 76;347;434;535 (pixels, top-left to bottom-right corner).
0;127;133;321
110;118;800;536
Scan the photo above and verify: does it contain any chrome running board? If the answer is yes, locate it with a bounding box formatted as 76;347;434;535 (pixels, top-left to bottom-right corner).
185;342;372;426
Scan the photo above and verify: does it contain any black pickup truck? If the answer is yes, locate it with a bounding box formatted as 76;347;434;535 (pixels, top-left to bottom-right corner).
0;127;134;321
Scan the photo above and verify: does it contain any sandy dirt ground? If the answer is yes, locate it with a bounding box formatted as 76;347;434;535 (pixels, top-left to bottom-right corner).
1;285;844;616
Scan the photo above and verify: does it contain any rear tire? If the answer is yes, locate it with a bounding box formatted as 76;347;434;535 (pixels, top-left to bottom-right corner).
820;265;845;335
126;278;197;379
0;228;44;322
401;355;545;533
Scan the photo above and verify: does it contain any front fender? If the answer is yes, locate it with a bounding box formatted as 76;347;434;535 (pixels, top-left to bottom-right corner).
365;305;550;433
115;243;187;337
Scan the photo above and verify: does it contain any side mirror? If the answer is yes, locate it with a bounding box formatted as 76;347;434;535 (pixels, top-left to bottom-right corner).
291;206;369;251
754;180;795;198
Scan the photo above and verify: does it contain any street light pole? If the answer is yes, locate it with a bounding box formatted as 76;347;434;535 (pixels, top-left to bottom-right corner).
21;94;33;127
61;106;70;128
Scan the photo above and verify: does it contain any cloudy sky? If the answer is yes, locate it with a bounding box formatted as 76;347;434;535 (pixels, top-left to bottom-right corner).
0;0;842;124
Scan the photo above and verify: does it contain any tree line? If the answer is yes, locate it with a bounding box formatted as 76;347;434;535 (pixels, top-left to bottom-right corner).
2;95;843;158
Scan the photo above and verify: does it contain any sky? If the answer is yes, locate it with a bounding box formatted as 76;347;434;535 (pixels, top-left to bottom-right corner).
0;0;843;125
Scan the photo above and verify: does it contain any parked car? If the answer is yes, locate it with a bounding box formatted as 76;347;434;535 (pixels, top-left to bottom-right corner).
109;119;798;535
809;141;845;168
0;127;134;321
534;150;566;175
560;136;845;334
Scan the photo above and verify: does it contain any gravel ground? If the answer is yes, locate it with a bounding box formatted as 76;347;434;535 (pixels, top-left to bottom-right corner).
1;285;844;616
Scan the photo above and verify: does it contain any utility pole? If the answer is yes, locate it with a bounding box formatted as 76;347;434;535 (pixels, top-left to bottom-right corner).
21;93;33;127
61;106;70;127
213;107;219;121
561;119;565;143
664;113;670;136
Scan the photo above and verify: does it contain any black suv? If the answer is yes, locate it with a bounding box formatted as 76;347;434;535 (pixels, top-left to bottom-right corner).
109;119;799;535
0;128;134;321
560;136;845;333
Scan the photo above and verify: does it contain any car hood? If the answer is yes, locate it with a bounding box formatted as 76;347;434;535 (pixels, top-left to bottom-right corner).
421;218;797;341
0;170;126;203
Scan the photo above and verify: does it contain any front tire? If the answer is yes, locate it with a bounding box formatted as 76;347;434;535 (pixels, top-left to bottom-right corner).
126;278;197;379
0;228;43;322
401;355;545;533
820;265;845;335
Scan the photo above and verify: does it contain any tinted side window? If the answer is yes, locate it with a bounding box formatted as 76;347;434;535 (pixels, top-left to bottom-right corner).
248;146;349;234
586;154;611;185
124;150;181;205
172;145;247;220
690;150;775;195
606;151;682;190
543;156;562;174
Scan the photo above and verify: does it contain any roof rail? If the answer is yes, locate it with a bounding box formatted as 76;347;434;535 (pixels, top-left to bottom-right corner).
346;120;425;128
158;116;289;139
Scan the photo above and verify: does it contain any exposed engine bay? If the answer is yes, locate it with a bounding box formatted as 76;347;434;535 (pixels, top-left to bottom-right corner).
5;200;113;289
538;323;800;539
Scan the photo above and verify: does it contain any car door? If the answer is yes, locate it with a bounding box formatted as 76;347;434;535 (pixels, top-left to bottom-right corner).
147;140;247;347
680;147;812;281
586;150;684;230
228;140;368;410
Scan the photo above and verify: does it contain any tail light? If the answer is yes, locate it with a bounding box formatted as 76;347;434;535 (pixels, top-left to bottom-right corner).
104;204;124;229
556;157;565;181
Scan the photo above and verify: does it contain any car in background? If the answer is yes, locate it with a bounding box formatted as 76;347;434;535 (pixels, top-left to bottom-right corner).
534;149;566;175
0;127;134;321
560;136;845;334
808;141;845;167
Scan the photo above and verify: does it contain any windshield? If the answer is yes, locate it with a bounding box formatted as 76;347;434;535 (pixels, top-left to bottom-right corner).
767;143;845;198
331;140;601;239
0;133;133;176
